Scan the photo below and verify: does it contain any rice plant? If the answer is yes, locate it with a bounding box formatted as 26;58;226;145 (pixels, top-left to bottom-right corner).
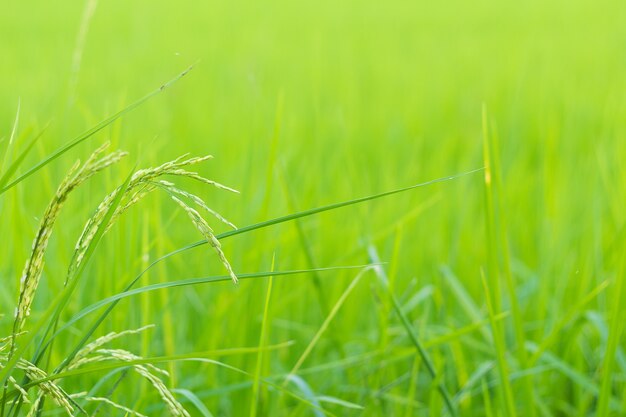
3;1;626;414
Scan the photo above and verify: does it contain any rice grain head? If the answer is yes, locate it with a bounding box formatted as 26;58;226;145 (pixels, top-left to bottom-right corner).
13;143;127;334
67;153;239;286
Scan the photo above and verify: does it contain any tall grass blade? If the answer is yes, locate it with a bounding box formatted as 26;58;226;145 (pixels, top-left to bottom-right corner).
285;267;369;381
217;168;483;242
0;99;20;173
250;255;274;417
597;259;625;417
482;106;534;414
480;270;516;417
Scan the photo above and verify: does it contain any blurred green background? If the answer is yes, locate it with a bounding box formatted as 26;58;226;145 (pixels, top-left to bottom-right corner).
2;0;626;415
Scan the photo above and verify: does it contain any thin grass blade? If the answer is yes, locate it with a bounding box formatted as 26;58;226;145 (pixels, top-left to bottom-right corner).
0;66;192;194
369;245;457;417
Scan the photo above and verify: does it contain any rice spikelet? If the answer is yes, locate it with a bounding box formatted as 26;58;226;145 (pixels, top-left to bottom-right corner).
68;153;239;285
87;349;190;417
18;359;76;416
68;325;155;369
83;396;148;417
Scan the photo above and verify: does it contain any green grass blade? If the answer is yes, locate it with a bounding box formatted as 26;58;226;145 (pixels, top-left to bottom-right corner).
316;396;364;411
526;342;623;410
480;270;517;417
172;389;215;417
138;168;483;278
284;375;324;417
250;255;275;417
285;267;370;381
369;245;458;417
0;66;192;195
482;106;534;415
39;266;370;367
0;99;20;173
0;124;49;193
440;265;493;344
217;168;483;241
597;263;625;417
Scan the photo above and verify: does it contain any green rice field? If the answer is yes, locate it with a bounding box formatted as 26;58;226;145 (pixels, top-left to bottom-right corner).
1;0;626;415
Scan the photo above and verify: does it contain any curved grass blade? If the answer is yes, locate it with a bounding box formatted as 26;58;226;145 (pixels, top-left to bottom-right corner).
172;389;214;417
317;396;364;411
131;168;484;278
39;266;371;356
0;66;193;195
217;167;484;241
285;375;324;417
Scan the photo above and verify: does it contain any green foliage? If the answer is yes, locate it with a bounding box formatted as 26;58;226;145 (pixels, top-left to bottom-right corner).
1;0;625;415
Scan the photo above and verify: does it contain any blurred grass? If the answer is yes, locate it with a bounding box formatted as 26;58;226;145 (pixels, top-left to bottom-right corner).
1;0;626;415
